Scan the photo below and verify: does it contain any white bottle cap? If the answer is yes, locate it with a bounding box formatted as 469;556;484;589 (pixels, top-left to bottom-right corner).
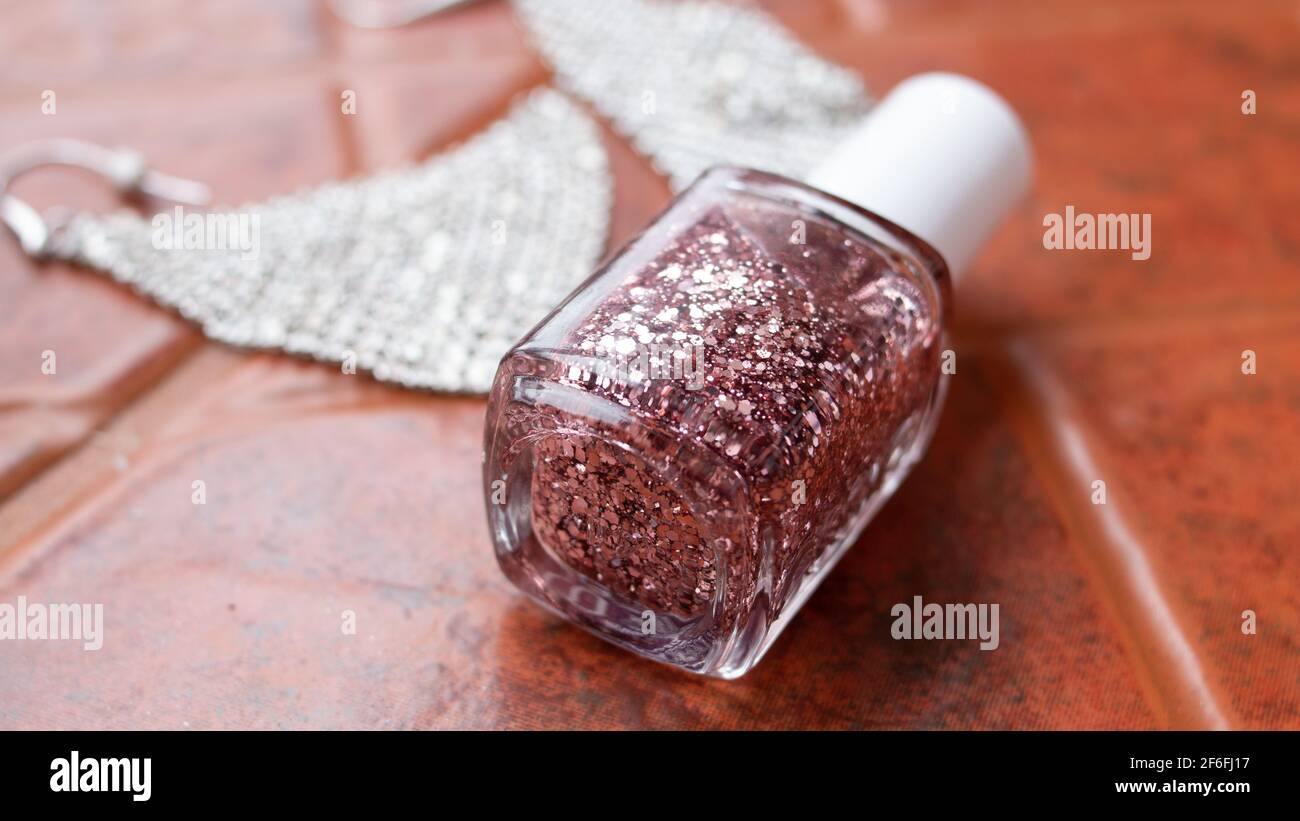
806;72;1032;279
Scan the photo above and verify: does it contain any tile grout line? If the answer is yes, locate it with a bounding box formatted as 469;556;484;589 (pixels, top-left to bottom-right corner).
0;325;205;507
0;345;242;564
985;346;1235;730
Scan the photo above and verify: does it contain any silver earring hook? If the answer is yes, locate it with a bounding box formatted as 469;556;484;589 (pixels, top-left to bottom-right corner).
0;138;211;259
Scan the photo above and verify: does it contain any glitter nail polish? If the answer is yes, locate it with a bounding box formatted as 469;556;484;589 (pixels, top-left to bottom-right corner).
484;74;1032;677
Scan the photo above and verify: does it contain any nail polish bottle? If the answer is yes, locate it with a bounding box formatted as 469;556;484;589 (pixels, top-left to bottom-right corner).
483;74;1032;677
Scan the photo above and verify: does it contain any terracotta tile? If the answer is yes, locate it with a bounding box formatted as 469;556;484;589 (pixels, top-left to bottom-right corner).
0;356;488;729
773;0;1300;331
1006;315;1300;728
0;0;323;91
339;59;546;170
0;259;199;501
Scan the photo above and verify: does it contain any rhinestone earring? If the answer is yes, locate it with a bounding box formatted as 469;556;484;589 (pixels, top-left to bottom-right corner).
1;89;611;394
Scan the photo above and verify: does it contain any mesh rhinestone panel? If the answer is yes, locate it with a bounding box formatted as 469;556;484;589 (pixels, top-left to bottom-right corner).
514;0;872;190
48;89;611;393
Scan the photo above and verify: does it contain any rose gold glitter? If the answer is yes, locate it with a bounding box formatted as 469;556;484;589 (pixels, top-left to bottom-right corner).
486;168;949;674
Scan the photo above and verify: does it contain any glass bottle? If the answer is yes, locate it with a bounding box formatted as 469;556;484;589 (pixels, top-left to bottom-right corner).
483;74;1031;677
